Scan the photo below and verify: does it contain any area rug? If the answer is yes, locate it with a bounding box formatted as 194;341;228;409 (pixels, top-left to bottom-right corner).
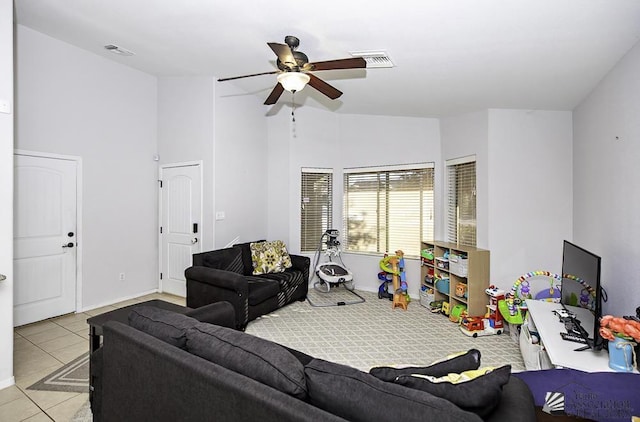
246;289;526;372
28;352;89;393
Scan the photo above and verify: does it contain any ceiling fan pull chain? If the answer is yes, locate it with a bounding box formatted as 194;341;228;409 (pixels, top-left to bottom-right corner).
291;92;296;122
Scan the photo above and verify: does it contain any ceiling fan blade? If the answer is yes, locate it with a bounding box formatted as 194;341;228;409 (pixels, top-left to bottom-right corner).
217;70;278;82
264;83;285;105
268;42;296;68
307;74;343;100
308;57;366;71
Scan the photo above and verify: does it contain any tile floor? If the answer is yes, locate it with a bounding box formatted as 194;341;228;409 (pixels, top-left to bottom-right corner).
1;292;185;422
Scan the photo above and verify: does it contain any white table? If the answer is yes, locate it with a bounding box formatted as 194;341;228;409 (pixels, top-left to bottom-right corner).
525;300;613;372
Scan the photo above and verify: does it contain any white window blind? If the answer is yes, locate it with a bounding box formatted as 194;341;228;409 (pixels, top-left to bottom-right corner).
343;164;434;257
446;157;476;246
301;169;333;252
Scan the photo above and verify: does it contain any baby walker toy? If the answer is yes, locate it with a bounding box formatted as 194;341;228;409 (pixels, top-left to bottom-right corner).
307;229;365;307
497;271;563;325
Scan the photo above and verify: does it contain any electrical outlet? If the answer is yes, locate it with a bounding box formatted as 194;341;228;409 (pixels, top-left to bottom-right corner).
119;273;125;281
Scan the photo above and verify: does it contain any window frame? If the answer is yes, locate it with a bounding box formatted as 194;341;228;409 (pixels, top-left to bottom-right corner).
300;168;333;253
445;156;477;247
342;163;435;258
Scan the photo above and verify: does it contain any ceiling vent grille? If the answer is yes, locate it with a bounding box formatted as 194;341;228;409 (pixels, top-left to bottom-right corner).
104;44;135;57
349;50;394;68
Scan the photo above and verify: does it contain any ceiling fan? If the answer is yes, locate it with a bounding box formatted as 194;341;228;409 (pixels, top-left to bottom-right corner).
217;35;366;105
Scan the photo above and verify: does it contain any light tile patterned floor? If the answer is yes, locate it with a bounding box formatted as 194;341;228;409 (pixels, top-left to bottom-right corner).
3;292;185;422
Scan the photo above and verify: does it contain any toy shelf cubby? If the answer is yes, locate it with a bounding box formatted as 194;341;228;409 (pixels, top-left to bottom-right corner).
420;241;490;317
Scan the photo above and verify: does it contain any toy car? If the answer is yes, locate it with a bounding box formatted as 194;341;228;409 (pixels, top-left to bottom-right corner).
459;316;504;337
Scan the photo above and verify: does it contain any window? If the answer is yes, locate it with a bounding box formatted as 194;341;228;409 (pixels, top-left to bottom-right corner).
301;168;333;252
446;156;476;246
343;164;434;257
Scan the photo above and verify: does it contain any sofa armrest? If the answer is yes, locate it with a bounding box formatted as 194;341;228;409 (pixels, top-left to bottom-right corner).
185;301;236;329
485;376;536;422
185;266;247;294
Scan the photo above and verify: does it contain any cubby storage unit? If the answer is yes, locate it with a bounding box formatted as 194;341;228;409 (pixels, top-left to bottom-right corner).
420;241;490;317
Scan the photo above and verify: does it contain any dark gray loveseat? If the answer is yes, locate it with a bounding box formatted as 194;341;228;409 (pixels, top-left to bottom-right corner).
94;306;537;422
185;240;309;329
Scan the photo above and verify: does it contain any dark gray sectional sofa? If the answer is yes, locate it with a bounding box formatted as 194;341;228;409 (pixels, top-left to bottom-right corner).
185;241;310;330
93;305;537;422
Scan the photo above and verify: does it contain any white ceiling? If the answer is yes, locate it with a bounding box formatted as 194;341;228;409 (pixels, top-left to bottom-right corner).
14;0;640;117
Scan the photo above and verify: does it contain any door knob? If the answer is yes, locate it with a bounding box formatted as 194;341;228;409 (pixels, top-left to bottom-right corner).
62;242;75;248
191;238;198;244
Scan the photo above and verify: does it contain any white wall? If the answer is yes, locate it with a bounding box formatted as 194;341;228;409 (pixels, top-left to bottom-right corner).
157;77;215;250
0;0;15;389
268;107;441;297
213;82;269;248
573;40;640;315
440;111;489;246
15;26;159;309
487;109;573;292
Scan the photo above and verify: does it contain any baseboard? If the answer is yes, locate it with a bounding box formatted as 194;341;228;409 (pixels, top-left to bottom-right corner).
0;376;15;390
80;288;159;312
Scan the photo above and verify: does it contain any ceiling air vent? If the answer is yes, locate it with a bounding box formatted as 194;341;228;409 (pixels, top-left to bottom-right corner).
104;44;135;57
349;50;394;68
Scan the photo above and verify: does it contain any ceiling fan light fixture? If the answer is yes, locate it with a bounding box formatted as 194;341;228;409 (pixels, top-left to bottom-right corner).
277;72;310;93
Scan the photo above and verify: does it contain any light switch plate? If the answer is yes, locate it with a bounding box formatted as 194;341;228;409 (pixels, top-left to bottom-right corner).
215;211;226;221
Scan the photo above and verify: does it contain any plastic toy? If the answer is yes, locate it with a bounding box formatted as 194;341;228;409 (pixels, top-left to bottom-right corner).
459;314;504;337
377;271;394;300
498;271;563;324
485;286;505;330
379;250;409;310
450;303;467;323
455;282;467;298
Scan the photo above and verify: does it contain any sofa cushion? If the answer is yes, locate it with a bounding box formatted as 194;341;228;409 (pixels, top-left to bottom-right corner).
246;276;280;305
253;270;306;307
394;365;512;418
250;240;293;275
369;349;482;381
235;240;265;276
202;247;244;274
186;322;307;399
128;306;199;349
304;358;482;422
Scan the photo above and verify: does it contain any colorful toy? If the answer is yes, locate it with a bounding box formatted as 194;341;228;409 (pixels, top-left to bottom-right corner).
459;315;504;337
455;282;467;299
485;286;505;330
379;250;409;310
377;271;393;300
450;304;467;323
498;271;563;325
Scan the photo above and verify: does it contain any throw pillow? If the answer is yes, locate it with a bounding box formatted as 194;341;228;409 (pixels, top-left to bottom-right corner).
186;322;307;399
128;306;199;350
394;365;512;418
304;358;482;422
250;240;293;275
369;349;481;381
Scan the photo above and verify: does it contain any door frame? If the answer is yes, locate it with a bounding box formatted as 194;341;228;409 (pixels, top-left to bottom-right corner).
14;149;83;313
158;161;204;293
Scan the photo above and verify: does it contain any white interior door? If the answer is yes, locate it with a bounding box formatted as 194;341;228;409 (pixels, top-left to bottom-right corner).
160;164;202;297
14;154;77;326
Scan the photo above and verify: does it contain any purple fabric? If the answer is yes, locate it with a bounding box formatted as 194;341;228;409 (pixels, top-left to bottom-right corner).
513;369;640;422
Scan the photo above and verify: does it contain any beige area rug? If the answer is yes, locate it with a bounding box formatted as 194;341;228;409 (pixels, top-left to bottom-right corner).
246;289;526;372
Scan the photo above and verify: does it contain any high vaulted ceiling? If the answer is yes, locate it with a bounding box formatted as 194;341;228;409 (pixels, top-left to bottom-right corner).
14;0;640;117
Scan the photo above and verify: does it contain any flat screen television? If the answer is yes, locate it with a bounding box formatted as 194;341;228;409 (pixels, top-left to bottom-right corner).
560;240;605;350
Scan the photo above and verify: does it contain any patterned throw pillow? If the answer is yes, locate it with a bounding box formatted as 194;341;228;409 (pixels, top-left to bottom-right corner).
250;240;293;275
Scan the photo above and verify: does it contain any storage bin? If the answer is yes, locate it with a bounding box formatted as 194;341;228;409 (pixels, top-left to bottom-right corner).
435;257;449;271
419;289;435;308
449;254;469;277
435;277;450;294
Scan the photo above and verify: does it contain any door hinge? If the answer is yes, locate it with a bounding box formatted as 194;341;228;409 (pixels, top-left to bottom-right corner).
160;273;163;280
158;180;163;188
160;226;163;234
